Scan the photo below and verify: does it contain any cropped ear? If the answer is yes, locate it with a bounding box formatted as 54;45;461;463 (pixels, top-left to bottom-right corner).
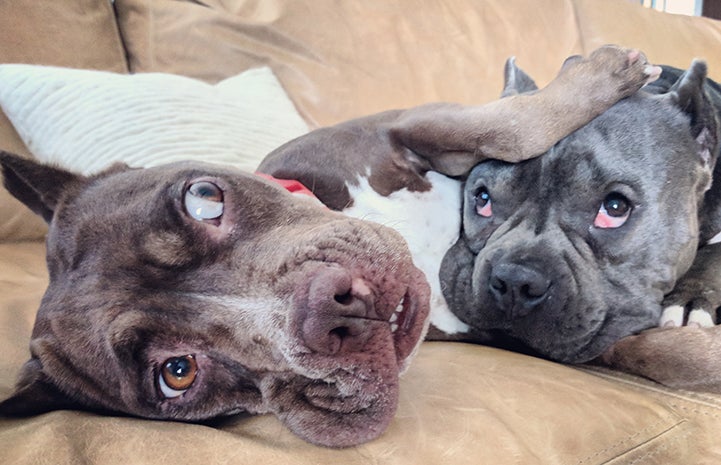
0;358;79;417
667;60;719;167
0;152;83;223
664;61;721;243
500;57;539;97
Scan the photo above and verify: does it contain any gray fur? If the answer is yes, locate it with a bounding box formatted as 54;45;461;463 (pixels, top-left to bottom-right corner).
440;61;721;363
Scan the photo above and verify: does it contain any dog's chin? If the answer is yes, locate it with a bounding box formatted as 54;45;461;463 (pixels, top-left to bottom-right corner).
266;340;404;447
521;300;664;364
506;309;646;364
521;330;605;364
461;299;612;364
273;377;400;448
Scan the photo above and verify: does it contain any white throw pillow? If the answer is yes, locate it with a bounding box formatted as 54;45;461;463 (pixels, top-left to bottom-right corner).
0;65;309;175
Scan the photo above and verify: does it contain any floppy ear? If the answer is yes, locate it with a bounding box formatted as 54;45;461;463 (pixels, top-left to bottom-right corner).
0;358;80;416
0;151;83;223
500;57;539;97
664;61;721;243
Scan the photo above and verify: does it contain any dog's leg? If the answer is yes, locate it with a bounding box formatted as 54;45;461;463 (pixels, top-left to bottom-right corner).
599;324;721;393
391;45;662;176
659;242;721;328
598;242;721;391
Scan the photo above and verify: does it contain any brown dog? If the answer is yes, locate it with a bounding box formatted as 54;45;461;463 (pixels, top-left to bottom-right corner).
0;157;431;447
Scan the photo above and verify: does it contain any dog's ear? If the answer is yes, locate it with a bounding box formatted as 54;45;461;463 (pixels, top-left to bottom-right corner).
500;57;539;97
664;61;721;242
0;358;80;417
667;60;719;167
0;152;83;223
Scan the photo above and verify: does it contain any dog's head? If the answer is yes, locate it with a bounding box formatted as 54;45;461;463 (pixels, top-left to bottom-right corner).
0;155;430;447
441;60;721;363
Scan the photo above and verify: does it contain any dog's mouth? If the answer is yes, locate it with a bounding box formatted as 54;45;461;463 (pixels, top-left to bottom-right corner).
289;255;430;370
387;273;430;368
272;260;428;447
511;322;604;363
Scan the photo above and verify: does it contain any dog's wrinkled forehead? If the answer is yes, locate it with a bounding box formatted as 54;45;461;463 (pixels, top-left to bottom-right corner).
59;162;288;232
48;162;317;273
467;92;709;220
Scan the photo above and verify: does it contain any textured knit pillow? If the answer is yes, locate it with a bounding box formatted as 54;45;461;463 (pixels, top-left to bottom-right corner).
0;65;308;174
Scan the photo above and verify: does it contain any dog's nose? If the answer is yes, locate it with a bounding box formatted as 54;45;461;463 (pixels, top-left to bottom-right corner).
300;267;375;355
488;262;551;319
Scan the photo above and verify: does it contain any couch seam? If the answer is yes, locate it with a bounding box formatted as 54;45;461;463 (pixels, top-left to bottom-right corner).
578;367;721;410
666;402;721;418
574;415;682;465
625;421;692;465
107;0;131;73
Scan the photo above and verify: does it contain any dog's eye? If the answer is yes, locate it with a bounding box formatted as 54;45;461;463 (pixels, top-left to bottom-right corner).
594;192;632;229
474;187;492;217
158;355;198;398
185;181;224;221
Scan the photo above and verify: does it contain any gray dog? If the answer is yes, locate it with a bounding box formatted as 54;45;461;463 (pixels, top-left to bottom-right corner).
0;45;657;447
440;60;721;364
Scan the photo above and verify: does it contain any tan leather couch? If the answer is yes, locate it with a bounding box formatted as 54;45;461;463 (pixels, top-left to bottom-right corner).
1;1;721;463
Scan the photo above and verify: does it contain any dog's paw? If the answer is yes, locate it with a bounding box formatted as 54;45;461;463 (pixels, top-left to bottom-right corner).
661;279;720;328
563;45;661;99
659;304;716;328
588;45;661;91
661;243;721;328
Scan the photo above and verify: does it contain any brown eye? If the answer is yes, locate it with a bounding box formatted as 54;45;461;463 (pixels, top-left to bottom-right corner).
593;192;632;229
158;355;198;398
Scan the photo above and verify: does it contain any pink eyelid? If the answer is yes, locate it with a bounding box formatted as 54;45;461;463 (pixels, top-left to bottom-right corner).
593;204;629;228
476;202;493;218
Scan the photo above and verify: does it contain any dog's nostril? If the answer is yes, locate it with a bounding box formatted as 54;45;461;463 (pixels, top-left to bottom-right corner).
334;291;354;306
520;283;544;299
330;326;351;339
490;277;507;294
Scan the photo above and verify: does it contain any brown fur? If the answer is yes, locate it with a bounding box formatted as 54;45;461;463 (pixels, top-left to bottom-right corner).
260;46;660;209
0;157;430;448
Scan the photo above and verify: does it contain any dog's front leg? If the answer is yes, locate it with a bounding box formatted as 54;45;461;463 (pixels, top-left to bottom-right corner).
390;45;661;177
598;242;721;392
598;324;721;393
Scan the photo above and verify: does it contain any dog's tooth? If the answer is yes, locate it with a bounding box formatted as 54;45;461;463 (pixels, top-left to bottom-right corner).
389;312;398;323
391;323;399;332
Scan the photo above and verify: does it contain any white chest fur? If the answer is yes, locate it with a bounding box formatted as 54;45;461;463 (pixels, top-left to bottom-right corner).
342;172;469;334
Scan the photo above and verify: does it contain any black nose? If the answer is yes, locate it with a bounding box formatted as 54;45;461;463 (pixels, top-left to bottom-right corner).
488;262;551;319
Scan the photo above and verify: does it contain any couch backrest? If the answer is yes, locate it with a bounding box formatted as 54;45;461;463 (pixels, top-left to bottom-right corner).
2;0;721;243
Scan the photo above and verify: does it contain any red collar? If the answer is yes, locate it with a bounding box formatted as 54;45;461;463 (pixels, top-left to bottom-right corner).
255;172;320;201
